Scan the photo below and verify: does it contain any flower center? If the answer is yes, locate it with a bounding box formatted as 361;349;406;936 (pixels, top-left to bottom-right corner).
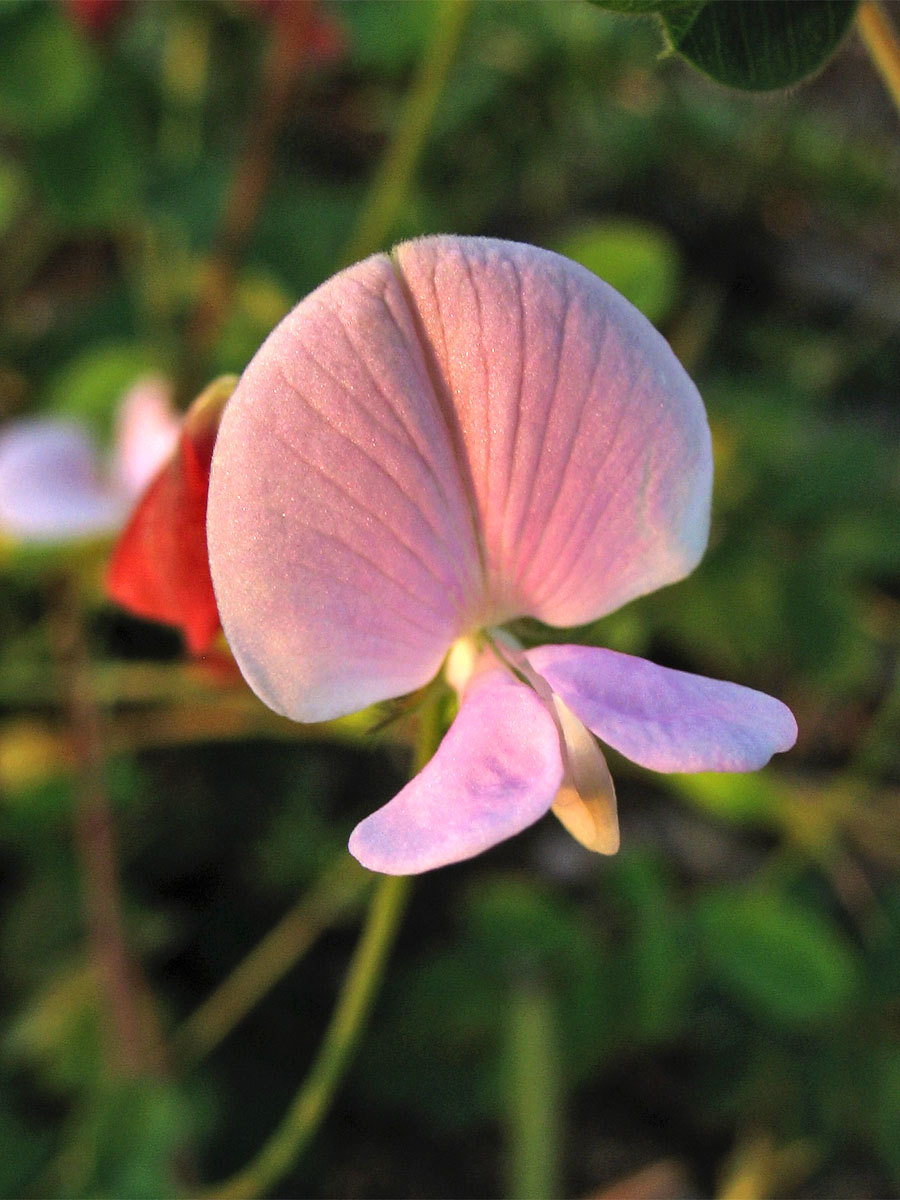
443;630;620;855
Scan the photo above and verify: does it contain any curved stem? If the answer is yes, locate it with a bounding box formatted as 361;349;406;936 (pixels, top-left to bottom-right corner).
200;871;411;1200
858;1;900;122
175;857;371;1066
338;0;472;268
196;673;449;1198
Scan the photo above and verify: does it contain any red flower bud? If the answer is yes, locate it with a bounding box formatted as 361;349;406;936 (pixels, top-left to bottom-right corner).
107;377;235;655
62;0;123;37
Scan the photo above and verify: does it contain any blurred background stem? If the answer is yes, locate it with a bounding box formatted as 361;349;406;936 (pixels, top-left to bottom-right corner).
717;1130;818;1200
48;574;163;1079
338;0;472;267
504;979;563;1200
858;1;900;121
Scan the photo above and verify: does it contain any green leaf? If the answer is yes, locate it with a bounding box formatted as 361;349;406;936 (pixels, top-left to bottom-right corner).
5;961;103;1093
593;1;858;91
0;156;28;237
29;86;147;228
695;889;862;1026
0;1101;53;1198
592;1;699;12
211;273;294;378
53;1079;190;1199
554;218;682;325
875;1047;900;1185
342;0;436;71
0;6;99;134
605;853;694;1042
43;342;167;440
462;876;612;1078
661;1;859;92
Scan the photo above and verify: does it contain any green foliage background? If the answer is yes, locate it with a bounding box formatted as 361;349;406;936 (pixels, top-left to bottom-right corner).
0;1;899;1197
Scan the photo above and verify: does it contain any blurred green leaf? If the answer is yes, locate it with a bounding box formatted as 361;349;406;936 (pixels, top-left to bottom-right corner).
592;0;698;12
211;272;293;377
695;889;862;1026
352;947;501;1132
874;1047;900;1186
54;1079;190;1200
462;875;611;1075
354;875;612;1133
251;751;348;892
0;156;29;237
43;342;167;438
0;5;99;134
0;1101;53;1198
29;84;147;228
5;961;103;1093
553;217;682;325
342;1;436;72
603;853;694;1043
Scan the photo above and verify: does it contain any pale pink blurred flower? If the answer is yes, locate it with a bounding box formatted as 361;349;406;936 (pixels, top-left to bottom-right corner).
0;377;179;543
207;236;797;874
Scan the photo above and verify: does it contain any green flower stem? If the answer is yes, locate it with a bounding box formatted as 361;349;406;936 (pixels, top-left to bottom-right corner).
858;1;900;123
200;871;411;1200
338;0;472;268
504;979;564;1200
196;660;449;1197
175;857;372;1066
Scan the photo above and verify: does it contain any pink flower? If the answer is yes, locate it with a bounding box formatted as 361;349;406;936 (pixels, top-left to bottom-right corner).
206;236;797;874
0;377;180;544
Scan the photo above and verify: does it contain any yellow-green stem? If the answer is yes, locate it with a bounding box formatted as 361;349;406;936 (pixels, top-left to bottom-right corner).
175;857;372;1066
339;0;472;268
504;979;563;1200
200;871;410;1200
858;1;900;122
196;656;451;1197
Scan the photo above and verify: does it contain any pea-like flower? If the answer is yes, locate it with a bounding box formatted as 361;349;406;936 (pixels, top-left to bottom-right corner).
0;377;179;543
207;236;797;874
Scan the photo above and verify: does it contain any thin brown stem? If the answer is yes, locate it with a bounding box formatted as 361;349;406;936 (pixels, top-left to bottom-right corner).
49;574;164;1078
180;3;319;398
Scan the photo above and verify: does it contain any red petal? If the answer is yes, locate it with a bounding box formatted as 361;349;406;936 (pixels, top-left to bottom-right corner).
106;377;235;655
62;0;123;36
